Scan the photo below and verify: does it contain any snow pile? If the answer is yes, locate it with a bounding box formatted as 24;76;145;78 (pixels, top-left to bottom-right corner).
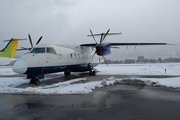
100;77;115;86
0;77;104;94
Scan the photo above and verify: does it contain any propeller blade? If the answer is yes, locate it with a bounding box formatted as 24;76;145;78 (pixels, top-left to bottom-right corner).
36;36;43;45
19;47;32;50
89;51;97;63
111;46;119;48
89;29;97;44
21;47;29;49
100;33;104;44
28;34;33;48
16;47;31;51
102;29;110;41
102;56;108;66
92;51;96;58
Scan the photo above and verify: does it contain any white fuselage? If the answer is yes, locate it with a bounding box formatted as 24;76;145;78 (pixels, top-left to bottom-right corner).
13;43;103;74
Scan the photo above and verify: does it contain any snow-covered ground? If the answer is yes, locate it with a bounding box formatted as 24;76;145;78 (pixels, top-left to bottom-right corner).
0;63;180;95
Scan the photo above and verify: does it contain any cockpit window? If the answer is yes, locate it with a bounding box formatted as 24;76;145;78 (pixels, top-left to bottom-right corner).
30;48;45;53
47;47;56;54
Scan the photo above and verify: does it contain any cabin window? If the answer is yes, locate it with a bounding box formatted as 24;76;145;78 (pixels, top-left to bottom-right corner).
70;53;72;58
30;48;45;53
47;47;56;54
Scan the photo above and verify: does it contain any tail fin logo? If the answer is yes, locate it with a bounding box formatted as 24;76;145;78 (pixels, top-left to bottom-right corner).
0;38;19;58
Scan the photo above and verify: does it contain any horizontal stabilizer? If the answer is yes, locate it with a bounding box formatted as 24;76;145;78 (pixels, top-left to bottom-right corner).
87;32;122;37
3;38;27;42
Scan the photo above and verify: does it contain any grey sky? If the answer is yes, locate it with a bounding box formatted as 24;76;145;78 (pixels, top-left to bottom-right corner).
0;0;180;59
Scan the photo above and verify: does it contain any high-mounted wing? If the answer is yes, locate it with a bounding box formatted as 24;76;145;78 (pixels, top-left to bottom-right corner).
110;43;171;46
80;42;172;47
80;42;172;58
81;29;177;65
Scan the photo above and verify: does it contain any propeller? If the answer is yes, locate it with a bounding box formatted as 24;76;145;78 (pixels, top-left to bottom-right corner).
89;29;111;65
20;34;43;50
102;56;108;66
28;34;43;49
89;29;97;44
91;29;110;55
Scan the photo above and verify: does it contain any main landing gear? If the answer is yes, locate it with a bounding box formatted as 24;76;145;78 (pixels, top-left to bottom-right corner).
30;75;40;85
64;70;71;76
88;63;96;76
89;70;96;76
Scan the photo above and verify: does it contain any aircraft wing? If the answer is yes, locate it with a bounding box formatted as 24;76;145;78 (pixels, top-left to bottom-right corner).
0;57;17;65
80;43;175;47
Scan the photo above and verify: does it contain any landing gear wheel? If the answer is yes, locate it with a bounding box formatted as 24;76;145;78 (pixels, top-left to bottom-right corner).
89;70;95;76
30;75;40;85
64;70;71;76
92;71;96;76
35;79;40;85
30;79;34;84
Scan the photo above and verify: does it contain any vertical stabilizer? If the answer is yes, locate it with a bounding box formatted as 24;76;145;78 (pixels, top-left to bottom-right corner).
0;38;19;58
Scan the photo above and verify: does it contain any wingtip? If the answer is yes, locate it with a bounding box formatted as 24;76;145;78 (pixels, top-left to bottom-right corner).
166;43;179;45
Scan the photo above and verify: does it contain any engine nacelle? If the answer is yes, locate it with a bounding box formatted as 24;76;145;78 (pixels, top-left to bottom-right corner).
96;43;111;56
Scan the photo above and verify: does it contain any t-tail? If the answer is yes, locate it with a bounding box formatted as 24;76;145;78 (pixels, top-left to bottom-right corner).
0;38;20;58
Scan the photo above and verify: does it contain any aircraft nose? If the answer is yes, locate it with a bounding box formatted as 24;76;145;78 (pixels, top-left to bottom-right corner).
13;60;27;74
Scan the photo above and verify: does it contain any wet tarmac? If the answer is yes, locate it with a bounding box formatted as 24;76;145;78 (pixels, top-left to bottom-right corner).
0;74;180;120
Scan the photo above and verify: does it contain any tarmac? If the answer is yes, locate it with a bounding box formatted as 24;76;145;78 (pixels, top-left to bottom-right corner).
0;74;180;120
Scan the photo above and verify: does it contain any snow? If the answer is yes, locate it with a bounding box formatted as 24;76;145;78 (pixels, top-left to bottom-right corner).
0;63;180;95
96;63;180;76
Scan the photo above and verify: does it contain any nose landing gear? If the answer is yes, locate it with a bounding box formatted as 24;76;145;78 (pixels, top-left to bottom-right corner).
64;70;71;76
30;75;40;85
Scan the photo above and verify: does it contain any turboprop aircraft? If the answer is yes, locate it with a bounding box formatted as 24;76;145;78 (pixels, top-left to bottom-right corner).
0;38;26;65
13;29;172;85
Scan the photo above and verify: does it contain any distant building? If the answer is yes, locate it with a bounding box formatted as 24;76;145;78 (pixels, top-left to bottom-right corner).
101;56;180;64
158;58;162;63
137;56;145;63
124;59;135;64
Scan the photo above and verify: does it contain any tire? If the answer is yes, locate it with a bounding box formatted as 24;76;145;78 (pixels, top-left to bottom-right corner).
35;79;40;85
30;79;34;84
64;70;71;76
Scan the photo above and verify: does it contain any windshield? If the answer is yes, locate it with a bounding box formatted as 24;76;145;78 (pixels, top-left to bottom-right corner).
30;48;45;53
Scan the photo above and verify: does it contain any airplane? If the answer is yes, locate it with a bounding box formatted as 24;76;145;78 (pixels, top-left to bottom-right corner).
12;29;173;85
0;38;26;65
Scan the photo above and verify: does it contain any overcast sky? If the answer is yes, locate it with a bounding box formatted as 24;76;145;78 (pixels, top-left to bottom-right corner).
0;0;180;60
